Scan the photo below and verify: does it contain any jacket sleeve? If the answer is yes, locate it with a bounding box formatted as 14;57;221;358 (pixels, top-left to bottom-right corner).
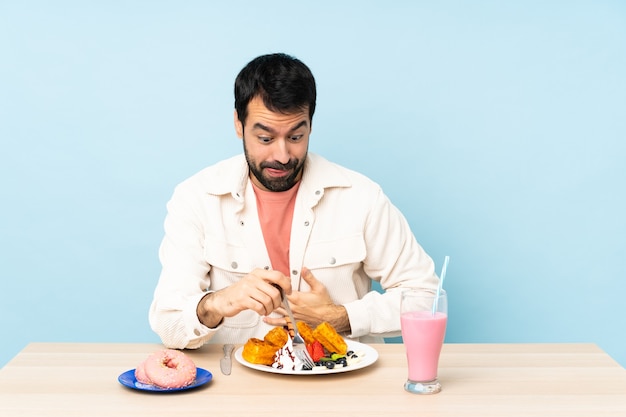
148;182;219;349
342;188;440;338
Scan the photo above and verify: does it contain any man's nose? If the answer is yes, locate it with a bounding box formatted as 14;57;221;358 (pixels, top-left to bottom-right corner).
271;139;291;164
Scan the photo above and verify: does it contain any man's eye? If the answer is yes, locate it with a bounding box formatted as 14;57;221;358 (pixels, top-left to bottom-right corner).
259;136;272;143
289;135;303;142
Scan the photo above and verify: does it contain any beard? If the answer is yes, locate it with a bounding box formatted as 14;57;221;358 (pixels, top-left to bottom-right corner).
243;142;306;192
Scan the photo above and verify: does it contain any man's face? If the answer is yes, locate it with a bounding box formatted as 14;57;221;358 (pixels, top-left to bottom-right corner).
235;96;311;192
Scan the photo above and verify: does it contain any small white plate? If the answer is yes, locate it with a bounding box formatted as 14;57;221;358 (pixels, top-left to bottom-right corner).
234;341;378;375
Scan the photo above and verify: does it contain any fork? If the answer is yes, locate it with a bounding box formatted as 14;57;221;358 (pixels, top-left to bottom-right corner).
272;284;316;370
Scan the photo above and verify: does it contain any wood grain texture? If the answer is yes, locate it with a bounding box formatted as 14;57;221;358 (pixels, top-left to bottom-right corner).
1;343;625;416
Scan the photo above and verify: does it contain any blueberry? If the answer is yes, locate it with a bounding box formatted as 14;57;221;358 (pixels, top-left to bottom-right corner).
325;361;335;369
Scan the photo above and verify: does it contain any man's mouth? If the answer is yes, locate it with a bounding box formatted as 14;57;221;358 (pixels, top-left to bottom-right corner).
262;161;296;178
265;167;290;178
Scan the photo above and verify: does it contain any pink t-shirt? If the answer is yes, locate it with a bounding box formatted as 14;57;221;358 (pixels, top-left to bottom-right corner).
252;182;300;276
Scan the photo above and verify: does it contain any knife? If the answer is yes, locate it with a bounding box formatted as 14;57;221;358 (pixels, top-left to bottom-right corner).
220;344;235;375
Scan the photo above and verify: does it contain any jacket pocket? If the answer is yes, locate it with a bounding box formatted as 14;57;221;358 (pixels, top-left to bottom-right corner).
301;233;367;300
203;240;255;275
304;233;366;269
203;240;261;329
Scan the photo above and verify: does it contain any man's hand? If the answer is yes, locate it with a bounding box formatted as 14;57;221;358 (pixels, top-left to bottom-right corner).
263;267;351;333
197;268;292;328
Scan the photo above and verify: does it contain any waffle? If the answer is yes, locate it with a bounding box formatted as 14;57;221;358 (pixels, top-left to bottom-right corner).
241;326;288;365
312;322;348;355
296;321;316;345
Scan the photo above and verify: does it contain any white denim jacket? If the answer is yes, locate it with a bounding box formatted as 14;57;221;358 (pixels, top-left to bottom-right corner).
149;153;439;349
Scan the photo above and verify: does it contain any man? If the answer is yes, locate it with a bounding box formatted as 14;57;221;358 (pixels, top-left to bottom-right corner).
149;53;439;349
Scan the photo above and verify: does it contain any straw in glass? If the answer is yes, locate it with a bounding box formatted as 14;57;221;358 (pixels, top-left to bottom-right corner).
432;255;449;315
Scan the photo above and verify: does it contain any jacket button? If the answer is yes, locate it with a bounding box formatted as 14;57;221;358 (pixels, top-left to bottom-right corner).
304;221;310;226
231;262;238;269
329;257;336;265
291;270;298;275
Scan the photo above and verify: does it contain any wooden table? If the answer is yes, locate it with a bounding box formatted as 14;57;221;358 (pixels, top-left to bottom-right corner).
1;343;625;416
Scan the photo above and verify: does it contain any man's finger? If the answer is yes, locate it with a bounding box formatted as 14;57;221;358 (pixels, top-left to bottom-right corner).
300;267;321;290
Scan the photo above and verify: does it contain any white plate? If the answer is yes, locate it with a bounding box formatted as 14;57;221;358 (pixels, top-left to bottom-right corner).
234;341;378;375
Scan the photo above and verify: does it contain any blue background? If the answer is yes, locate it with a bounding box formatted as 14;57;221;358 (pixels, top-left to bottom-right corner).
1;1;625;368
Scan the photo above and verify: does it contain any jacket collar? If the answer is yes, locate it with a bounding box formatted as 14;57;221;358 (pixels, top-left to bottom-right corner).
203;153;352;200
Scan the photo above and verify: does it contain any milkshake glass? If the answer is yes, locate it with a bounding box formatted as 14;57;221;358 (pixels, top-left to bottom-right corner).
401;289;447;394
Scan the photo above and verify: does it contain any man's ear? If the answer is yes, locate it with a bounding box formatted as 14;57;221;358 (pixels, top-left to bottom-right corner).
234;110;243;139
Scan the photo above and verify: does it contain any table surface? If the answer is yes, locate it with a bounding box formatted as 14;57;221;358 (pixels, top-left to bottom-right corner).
1;342;625;416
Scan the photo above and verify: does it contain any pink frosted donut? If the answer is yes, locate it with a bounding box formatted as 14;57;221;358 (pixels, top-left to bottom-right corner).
134;360;152;385
143;349;197;389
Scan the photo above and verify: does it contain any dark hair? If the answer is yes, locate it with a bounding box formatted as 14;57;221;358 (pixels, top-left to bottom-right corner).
234;53;316;126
